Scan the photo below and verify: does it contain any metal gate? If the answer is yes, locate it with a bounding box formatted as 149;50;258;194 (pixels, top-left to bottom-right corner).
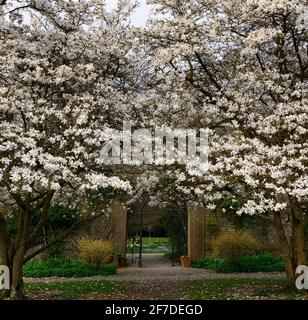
127;209;144;267
126;209;185;268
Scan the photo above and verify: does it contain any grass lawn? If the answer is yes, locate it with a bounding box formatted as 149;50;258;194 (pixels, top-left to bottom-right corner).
25;280;131;300
183;279;308;300
141;237;170;245
127;237;171;253
24;278;308;300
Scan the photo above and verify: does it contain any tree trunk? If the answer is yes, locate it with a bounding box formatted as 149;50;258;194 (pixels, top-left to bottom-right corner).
6;209;31;300
273;202;307;290
0;218;10;299
0;256;25;300
9;255;25;300
272;212;296;288
291;201;306;267
0;218;9;266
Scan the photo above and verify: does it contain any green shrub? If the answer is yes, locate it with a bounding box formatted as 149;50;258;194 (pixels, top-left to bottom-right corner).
212;232;262;261
191;257;241;273
241;254;284;272
191;254;284;273
7;203;80;240
78;239;113;268
23;257;117;277
45;243;62;259
44;203;80;228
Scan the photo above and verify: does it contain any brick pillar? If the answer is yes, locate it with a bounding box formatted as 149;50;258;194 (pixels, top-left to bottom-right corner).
187;202;206;260
111;198;127;257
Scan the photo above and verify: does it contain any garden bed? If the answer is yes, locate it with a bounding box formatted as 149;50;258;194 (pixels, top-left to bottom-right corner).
23;257;117;278
191;254;284;273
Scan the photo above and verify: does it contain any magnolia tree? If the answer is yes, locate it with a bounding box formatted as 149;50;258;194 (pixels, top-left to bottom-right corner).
0;0;138;299
1;0;307;299
145;0;308;287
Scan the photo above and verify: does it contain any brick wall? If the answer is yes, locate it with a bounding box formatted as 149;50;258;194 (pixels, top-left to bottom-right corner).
61;214;112;257
60;206;284;259
203;209;281;255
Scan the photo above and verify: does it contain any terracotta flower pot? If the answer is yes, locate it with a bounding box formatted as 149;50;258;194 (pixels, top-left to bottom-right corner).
118;258;127;268
180;256;191;267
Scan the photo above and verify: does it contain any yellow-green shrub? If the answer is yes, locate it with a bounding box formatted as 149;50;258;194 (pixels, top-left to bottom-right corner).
78;239;113;268
212;232;262;262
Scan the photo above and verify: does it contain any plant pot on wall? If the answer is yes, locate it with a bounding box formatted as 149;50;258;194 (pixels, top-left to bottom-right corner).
180;256;191;267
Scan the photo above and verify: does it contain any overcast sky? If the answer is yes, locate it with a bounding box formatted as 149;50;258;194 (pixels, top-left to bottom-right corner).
106;0;151;26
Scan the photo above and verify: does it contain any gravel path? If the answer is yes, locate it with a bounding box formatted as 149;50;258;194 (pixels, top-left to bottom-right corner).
24;253;286;284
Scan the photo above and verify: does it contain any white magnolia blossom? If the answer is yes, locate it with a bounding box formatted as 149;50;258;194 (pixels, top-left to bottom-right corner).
0;0;139;214
142;0;307;218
